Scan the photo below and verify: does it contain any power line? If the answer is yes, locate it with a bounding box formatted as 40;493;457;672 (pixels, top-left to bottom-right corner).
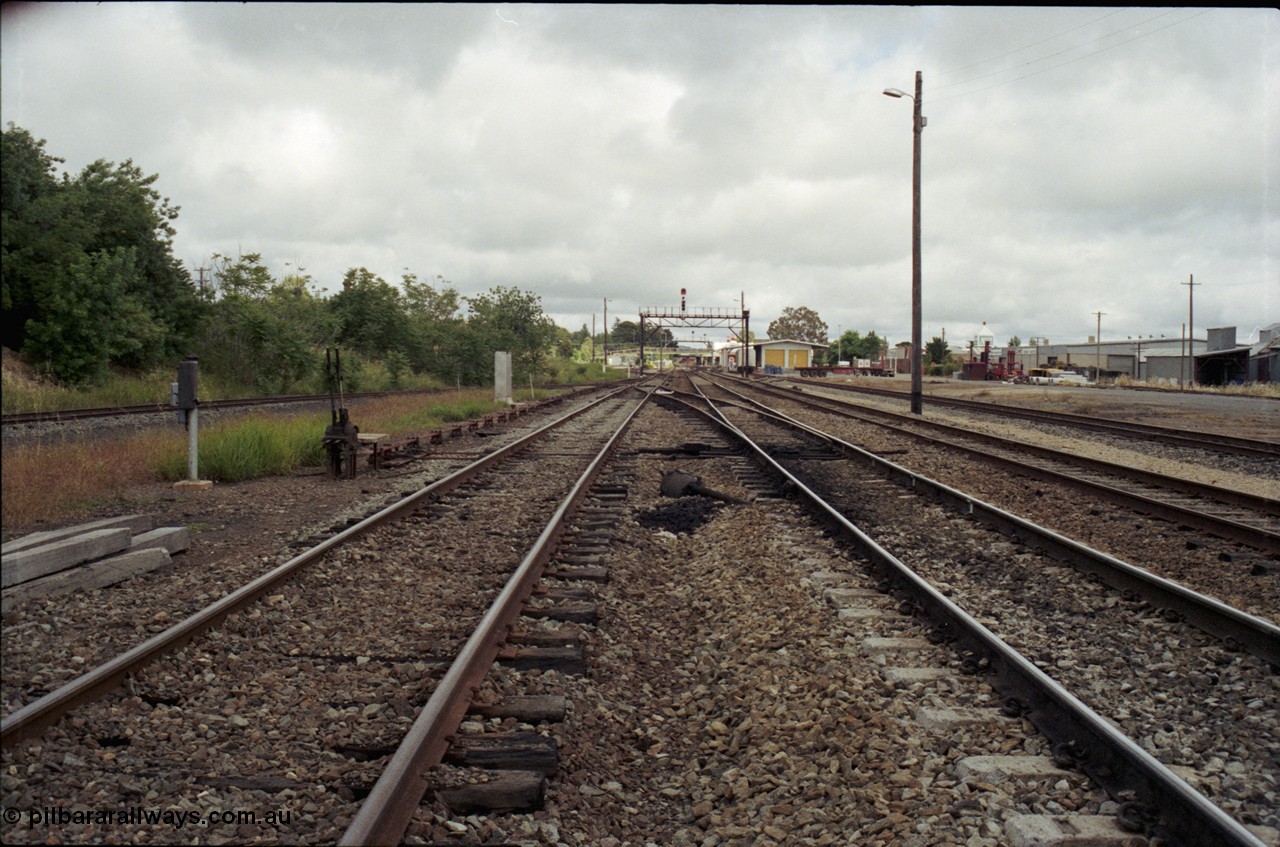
929;9;1211;105
931;9;1178;91
932;8;1130;83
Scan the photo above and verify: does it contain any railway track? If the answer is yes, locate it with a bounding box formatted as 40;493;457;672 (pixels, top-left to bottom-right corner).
694;372;1280;659
2;383;652;843
714;375;1280;627
724;375;1280;556
779;376;1280;460
672;372;1276;845
3;369;1276;845
0;388;564;428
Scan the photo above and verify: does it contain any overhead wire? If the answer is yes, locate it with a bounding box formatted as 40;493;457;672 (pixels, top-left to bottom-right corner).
931;7;1130;83
925;8;1212;105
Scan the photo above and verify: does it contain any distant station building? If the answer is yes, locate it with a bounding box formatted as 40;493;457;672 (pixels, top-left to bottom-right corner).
716;338;829;373
754;339;828;373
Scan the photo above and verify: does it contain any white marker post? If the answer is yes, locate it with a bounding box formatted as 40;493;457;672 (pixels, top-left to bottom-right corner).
174;355;212;490
495;351;513;406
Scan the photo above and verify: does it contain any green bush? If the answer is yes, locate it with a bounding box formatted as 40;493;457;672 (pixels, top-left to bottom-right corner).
539;356;628;386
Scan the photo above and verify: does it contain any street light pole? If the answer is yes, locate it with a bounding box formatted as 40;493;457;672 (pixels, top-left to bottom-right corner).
885;71;925;415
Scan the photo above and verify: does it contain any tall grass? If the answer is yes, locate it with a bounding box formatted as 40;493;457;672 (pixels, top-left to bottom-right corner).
153;391;516;484
0;359;591;415
155;414;328;483
541;358;629;386
1110;375;1280;399
352;390;514;432
2;391;532;532
1;367;266;414
3;368;168;414
2;430;184;530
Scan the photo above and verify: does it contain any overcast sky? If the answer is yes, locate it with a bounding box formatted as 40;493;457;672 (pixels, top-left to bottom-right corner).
3;4;1276;348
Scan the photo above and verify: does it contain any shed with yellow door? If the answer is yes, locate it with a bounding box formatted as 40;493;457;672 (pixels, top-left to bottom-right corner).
751;339;829;373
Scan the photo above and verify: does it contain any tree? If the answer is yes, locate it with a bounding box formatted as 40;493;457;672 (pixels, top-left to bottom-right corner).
2;125;199;383
329;268;412;360
828;329;886;364
256;273;334;392
465;286;558;384
644;325;675;347
2;125;63;326
22;247;166;385
609;319;641;345
1007;336;1021;347
383;350;410;388
206;250;272;299
767;306;827;344
402;272;463;376
553;326;575;359
192;253;329;393
925;335;951;366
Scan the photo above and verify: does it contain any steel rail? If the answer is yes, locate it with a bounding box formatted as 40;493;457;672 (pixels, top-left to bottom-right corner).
0;384;639;746
338;385;654;845
688;375;1280;666
725;376;1280;553
779;376;1280;458
660;383;1268;847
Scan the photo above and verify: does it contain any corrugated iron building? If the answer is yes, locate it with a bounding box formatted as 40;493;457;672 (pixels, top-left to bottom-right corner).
1015;337;1205;382
719;339;828;372
1011;323;1276;384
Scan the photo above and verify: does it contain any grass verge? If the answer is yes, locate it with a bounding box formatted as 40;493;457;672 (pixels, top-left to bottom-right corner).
2;430;184;531
155;415;327;483
2;390;528;532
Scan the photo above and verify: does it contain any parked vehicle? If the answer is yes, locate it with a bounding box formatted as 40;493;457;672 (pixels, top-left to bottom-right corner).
1027;368;1092;386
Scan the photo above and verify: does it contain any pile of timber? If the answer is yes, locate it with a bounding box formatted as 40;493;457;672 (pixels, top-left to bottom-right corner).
1;515;188;614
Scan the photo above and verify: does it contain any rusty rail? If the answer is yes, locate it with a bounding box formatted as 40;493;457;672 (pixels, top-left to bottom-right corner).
1;385;639;746
338;385;653;845
777;376;1280;459
731;376;1280;554
661;381;1268;847
693;374;1280;665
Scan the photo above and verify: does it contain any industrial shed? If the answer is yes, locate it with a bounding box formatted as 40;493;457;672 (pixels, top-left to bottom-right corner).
1146;324;1276;385
1194;327;1250;386
1192;325;1280;386
752;339;829;373
1249;323;1279;383
1017;337;1203;381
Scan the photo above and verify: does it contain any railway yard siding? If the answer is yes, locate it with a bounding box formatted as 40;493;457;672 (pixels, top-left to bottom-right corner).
1;378;1276;846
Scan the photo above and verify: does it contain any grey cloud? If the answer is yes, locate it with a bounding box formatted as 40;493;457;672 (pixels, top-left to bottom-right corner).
1;4;1274;346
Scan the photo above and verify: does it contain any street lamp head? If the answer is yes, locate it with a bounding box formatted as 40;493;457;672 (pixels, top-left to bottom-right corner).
883;88;908;98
